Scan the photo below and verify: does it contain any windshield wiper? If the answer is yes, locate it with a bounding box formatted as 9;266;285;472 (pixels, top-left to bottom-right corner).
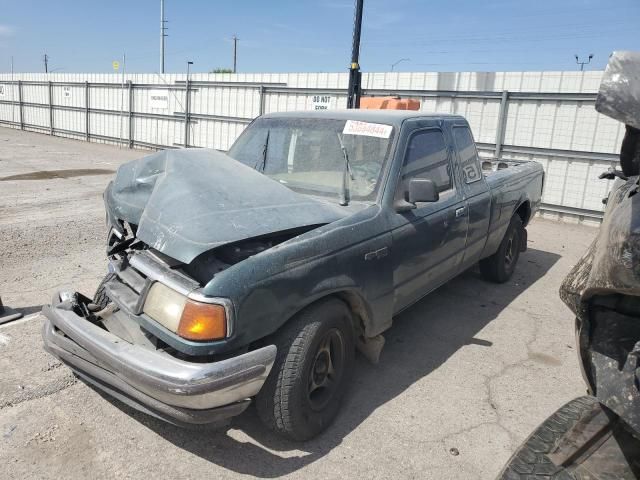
255;131;270;172
337;133;354;206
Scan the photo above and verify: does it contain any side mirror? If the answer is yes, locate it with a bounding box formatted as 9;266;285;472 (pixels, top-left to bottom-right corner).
409;178;439;203
395;178;439;212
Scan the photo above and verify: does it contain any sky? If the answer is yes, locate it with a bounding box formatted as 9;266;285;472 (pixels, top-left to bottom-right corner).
0;0;638;74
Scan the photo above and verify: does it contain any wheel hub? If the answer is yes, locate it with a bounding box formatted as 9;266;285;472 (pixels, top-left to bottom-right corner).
307;328;345;411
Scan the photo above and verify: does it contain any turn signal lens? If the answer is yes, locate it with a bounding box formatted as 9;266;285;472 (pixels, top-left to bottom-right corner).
177;300;227;341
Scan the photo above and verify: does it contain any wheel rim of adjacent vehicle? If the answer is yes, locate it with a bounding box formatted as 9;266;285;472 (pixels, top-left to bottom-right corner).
504;230;518;269
307;328;345;411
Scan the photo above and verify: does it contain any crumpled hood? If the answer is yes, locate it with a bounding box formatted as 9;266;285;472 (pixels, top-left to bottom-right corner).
105;148;347;263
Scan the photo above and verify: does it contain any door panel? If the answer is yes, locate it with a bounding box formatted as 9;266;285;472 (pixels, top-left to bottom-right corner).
452;125;492;270
389;126;468;312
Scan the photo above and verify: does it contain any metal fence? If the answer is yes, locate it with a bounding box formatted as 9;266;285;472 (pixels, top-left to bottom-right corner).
0;71;623;222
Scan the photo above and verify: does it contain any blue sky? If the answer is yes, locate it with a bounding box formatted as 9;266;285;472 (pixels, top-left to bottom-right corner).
0;0;638;73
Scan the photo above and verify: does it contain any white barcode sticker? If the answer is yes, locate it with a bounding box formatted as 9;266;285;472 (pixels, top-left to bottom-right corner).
342;120;393;139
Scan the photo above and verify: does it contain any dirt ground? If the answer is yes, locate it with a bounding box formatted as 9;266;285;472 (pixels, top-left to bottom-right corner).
0;128;598;479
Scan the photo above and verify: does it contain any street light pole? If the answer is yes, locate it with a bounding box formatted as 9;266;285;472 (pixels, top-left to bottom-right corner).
391;58;410;71
346;0;364;109
232;35;238;73
184;61;193;148
160;0;167;73
575;53;593;71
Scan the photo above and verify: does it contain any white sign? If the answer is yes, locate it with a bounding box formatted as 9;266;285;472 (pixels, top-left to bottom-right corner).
343;120;393;139
311;95;331;110
0;85;5;97
148;89;169;110
63;86;71;98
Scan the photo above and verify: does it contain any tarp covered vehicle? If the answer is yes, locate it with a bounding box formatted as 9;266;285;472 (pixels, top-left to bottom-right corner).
43;109;543;440
498;51;640;479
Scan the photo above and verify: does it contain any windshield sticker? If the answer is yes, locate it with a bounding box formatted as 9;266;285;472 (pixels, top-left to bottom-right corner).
343;120;392;139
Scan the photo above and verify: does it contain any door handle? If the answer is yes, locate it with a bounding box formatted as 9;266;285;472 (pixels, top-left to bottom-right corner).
455;207;466;218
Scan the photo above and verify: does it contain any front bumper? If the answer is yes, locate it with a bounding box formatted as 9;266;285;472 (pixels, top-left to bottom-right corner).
42;292;276;426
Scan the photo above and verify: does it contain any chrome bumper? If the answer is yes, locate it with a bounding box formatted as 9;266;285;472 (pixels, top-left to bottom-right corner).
42;292;276;426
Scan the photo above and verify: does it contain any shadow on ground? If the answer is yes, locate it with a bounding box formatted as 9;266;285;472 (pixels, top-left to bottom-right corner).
15;305;43;316
97;247;560;477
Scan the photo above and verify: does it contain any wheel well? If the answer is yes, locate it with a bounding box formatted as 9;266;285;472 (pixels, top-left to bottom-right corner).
279;291;372;339
333;291;371;337
515;201;531;226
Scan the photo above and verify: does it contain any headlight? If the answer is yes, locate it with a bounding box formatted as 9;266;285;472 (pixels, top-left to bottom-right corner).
143;282;227;341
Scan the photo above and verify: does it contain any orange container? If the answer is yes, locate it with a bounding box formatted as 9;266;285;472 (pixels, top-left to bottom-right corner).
359;96;420;110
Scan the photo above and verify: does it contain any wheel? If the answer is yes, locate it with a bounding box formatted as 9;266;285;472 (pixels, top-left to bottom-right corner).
480;215;523;283
497;396;598;479
93;272;116;310
256;298;355;441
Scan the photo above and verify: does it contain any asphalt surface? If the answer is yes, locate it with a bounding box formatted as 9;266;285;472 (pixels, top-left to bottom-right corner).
0;128;598;479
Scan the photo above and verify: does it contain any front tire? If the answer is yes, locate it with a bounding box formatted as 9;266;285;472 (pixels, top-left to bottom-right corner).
256;298;355;441
480;215;523;283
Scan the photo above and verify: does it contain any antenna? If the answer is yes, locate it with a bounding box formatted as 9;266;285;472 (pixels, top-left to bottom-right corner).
43;53;49;73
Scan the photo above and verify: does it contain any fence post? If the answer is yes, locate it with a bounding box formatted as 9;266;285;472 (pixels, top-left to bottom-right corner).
258;84;266;116
183;79;190;148
84;81;90;141
17;80;23;130
48;81;54;136
127;81;134;148
494;89;509;158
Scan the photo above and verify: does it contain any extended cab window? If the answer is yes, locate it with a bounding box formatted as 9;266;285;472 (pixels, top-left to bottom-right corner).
400;129;452;194
453;127;482;184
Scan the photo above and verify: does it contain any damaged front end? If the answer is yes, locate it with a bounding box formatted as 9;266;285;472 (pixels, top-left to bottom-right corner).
42;284;276;426
41;147;351;426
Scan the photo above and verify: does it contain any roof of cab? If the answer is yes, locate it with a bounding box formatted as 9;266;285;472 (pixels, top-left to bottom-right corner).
261;109;465;128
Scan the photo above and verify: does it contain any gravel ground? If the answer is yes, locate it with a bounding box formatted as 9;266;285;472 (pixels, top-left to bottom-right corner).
0;128;599;479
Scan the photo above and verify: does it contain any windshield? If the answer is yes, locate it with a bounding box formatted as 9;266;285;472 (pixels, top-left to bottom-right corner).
228;117;395;201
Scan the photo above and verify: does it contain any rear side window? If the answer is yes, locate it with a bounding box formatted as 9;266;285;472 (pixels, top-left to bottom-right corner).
401;129;452;193
453;127;482;184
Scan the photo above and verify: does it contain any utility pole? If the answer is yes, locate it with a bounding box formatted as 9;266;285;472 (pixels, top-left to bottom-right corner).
160;0;167;73
43;54;49;73
346;0;364;109
575;53;593;71
232;35;238;73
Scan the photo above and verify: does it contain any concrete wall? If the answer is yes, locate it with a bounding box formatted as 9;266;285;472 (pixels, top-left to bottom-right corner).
0;71;622;222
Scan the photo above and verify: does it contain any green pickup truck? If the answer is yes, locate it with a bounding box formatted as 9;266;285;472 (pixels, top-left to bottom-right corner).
43;109;543;440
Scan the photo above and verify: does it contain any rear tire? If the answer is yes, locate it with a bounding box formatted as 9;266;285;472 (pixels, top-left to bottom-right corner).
93;272;116;309
256;298;355;441
497;396;598;479
480;215;523;283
